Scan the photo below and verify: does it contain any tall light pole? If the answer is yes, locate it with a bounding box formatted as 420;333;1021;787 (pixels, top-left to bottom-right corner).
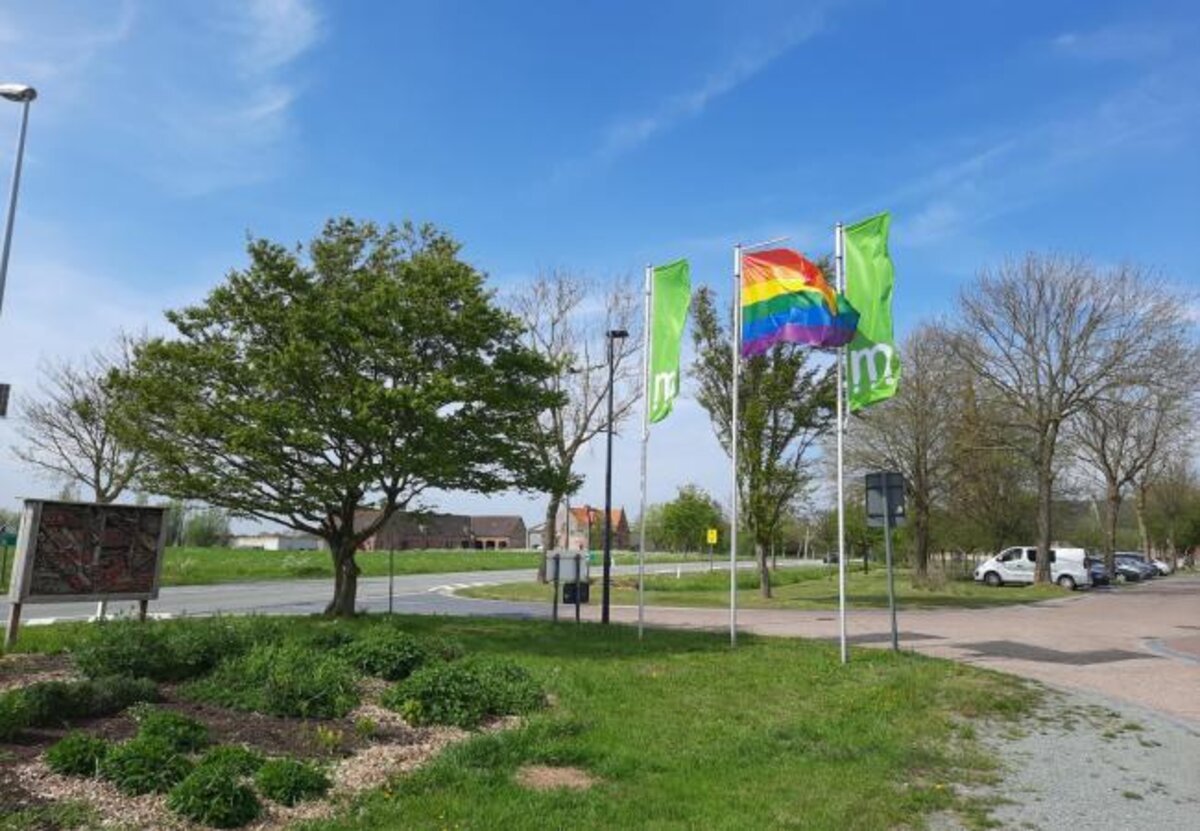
601;328;628;624
0;83;36;318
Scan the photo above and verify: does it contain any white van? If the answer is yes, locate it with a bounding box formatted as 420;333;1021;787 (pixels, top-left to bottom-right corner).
974;546;1091;591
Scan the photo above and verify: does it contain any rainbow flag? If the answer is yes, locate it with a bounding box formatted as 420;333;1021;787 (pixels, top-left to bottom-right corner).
741;248;859;356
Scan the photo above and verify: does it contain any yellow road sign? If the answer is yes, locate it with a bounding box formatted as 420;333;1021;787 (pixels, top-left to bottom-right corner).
706;528;718;545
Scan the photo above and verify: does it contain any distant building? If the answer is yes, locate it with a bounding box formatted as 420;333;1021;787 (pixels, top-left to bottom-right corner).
554;504;631;551
355;510;474;551
229;532;322;551
470;516;526;550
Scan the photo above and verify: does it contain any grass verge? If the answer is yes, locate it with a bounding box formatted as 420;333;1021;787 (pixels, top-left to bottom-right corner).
461;565;1068;610
5;614;1035;830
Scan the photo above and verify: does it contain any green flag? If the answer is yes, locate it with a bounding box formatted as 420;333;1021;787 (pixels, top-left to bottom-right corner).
648;259;691;423
845;213;900;411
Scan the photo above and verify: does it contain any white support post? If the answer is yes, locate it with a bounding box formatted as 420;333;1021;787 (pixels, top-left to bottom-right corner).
637;264;652;640
835;222;849;664
730;244;742;647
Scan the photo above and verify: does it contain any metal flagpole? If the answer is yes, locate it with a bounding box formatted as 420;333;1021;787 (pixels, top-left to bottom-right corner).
730;244;742;647
835;222;849;664
637;264;652;640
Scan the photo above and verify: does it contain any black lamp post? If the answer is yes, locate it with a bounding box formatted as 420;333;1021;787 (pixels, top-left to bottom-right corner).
601;328;628;624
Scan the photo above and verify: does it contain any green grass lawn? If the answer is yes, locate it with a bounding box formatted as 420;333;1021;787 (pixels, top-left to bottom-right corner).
462;564;1069;610
7;615;1033;830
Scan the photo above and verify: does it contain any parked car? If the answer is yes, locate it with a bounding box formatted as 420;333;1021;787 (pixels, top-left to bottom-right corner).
1085;557;1110;586
974;546;1091;590
1115;553;1157;581
1111;558;1145;582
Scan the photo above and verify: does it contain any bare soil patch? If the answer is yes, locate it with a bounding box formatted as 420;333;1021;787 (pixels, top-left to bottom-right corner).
515;764;598;791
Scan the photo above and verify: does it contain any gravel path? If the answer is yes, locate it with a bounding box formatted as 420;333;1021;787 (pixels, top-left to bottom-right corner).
971;686;1200;830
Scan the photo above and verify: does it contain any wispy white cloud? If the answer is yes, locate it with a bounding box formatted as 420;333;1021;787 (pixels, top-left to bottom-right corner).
551;8;829;185
890;59;1200;247
142;0;324;195
1052;21;1182;63
0;0;323;196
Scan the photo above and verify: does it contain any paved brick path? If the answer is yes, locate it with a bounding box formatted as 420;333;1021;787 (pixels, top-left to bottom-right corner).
598;574;1200;726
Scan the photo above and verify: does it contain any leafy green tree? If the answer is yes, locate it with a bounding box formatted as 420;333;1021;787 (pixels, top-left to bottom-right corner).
659;484;725;553
112;219;558;616
690;285;835;597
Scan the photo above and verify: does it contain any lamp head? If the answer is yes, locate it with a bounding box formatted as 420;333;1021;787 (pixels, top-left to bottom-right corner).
607;329;629;340
0;85;37;103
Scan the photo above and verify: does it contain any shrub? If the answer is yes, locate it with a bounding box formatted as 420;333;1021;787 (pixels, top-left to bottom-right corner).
255;758;331;806
74;618;248;682
337;629;460;681
73;620;172;680
99;736;193;795
184;643;359;719
44;732;110;776
383;657;545;728
0;688;32;740
87;675;161;716
16;676;158;727
196;745;265;777
130;705;209;752
167;765;261;828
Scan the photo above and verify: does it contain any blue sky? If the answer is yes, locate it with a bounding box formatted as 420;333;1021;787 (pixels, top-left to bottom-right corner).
0;0;1197;528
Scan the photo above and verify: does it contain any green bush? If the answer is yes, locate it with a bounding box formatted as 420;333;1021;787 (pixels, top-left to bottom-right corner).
44;732;110;776
74;618;248;682
73;620;173;680
87;675;161;716
0;688;32;740
337;629;461;681
383;656;545;728
184;643;359;719
130;705;209;752
99;736;193;795
255;758;331;806
14;675;158;728
167;765;261;828
196;745;265;776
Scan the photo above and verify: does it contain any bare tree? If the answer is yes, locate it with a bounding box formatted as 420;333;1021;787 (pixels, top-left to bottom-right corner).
844;324;956;584
1072;331;1199;571
949;256;1177;583
511;270;641;555
13;334;144;503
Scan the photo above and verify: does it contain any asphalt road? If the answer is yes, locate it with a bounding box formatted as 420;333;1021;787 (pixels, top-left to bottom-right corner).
0;559;786;623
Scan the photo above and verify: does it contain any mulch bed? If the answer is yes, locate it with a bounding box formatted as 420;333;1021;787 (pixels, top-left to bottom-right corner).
0;654;497;830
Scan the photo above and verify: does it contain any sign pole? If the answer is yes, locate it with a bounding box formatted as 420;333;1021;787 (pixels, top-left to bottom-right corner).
552;553;560;623
4;602;20;649
388;548;394;615
884;488;898;652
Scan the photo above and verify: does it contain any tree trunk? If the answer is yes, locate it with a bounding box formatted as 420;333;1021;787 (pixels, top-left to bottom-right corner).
1104;482;1121;574
756;540;771;598
536;493;563;584
1134;482;1151;559
1035;455;1054;584
912;498;931;586
325;539;360;617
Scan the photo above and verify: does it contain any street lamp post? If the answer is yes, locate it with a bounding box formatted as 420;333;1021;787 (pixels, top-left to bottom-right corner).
601;328;628;624
0;84;36;318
